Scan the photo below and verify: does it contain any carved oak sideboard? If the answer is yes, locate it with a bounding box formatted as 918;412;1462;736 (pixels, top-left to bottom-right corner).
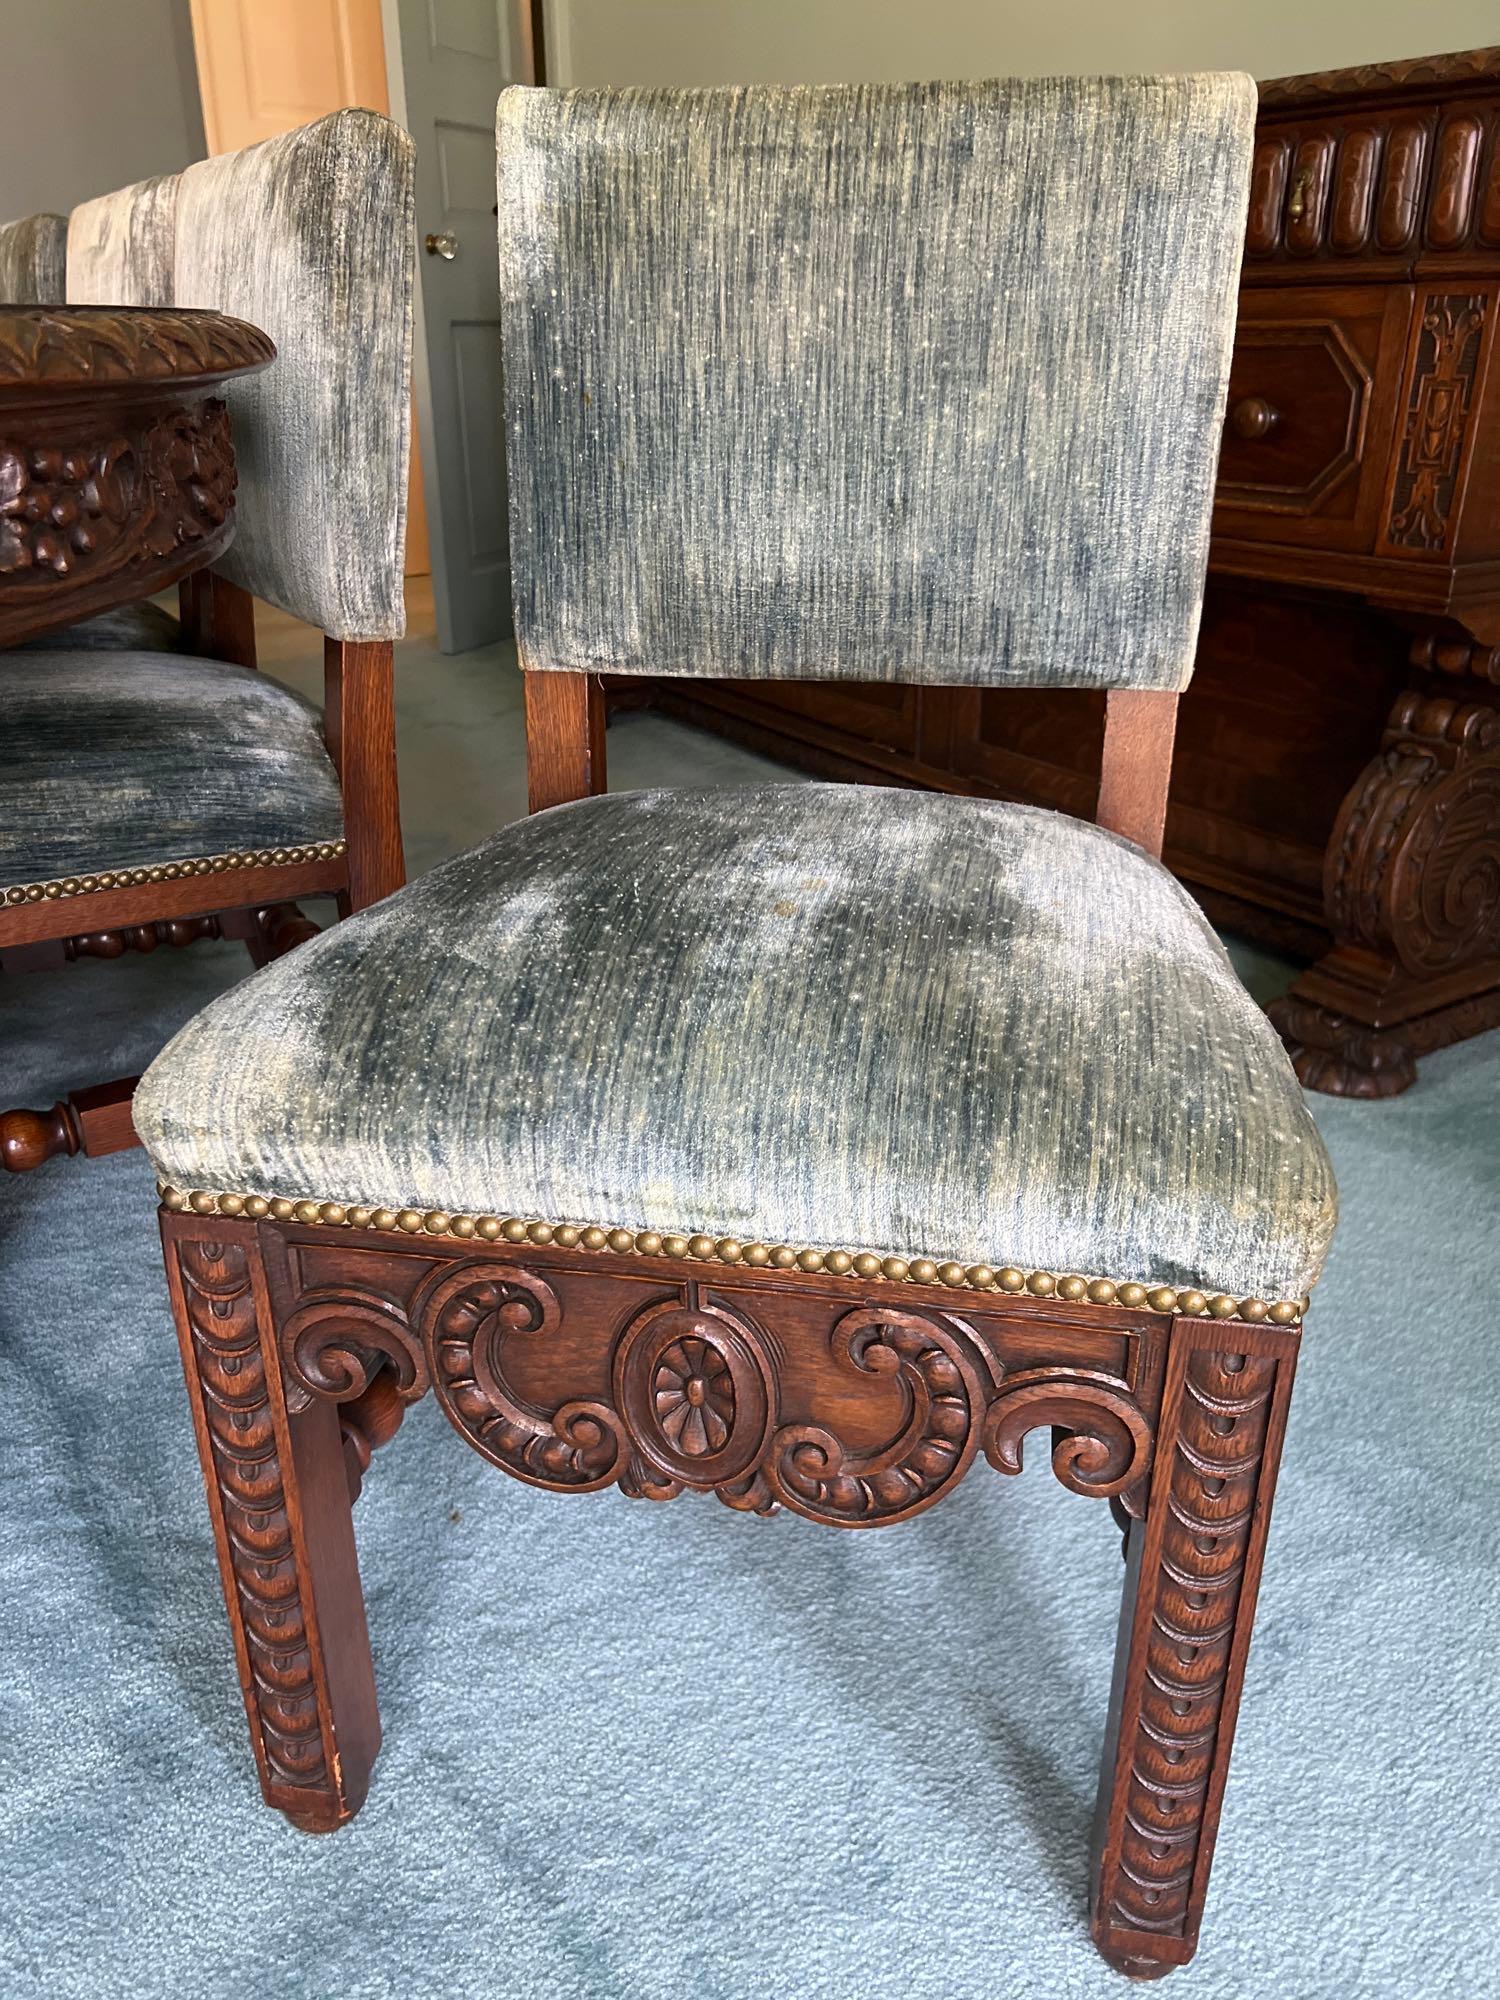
621;48;1500;1096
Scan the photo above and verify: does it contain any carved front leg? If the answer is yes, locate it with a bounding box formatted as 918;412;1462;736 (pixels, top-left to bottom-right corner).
1271;633;1500;1096
161;1216;382;1831
1091;1320;1299;1978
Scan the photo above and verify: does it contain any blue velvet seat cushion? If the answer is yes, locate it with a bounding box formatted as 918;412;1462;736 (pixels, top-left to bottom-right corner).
0;647;343;891
16;601;181;652
136;785;1337;1303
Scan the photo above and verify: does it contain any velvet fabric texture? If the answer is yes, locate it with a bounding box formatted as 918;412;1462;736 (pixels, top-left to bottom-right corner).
496;77;1254;689
0;648;343;889
135;785;1336;1302
54;113;415;642
66;173;177;306
16;602;180;652
0;213;65;303
172;110;416;642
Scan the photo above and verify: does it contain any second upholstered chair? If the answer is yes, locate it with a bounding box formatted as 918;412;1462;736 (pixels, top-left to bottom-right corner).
137;78;1336;1980
0;110;414;1173
0;212;65;303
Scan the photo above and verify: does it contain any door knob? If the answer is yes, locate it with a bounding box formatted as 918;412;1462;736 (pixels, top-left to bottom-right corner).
425;231;458;260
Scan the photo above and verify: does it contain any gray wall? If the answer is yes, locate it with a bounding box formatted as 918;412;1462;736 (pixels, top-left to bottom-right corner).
555;0;1500;85
0;1;204;221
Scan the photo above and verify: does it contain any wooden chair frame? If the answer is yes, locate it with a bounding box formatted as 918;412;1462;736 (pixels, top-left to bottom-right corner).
156;675;1307;1979
0;573;403;1173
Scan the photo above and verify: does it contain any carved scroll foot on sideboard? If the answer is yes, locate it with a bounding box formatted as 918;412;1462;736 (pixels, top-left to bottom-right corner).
1271;633;1500;1096
1266;995;1419;1098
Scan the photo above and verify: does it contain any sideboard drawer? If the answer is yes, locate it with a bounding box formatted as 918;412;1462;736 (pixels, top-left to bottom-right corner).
1213;283;1412;551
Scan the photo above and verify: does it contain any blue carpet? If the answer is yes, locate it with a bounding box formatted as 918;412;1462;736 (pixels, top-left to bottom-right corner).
2;696;1497;1996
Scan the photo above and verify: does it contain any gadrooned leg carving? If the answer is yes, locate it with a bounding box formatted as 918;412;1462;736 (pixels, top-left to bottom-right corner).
1092;1327;1298;1977
165;1222;379;1830
174;1236;327;1794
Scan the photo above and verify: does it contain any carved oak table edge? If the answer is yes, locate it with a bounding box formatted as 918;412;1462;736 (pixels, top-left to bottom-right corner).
0;306;275;649
159;1203;1305;1976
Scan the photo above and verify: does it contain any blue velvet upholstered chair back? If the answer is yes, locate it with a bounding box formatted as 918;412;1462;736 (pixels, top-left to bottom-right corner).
64;110;415;644
68;175;177;306
0;213;66;303
496;78;1255;691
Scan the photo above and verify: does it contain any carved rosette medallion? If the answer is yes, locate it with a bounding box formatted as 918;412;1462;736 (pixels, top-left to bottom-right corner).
176;1238;328;1797
655;1336;734;1455
419;1261;626;1490
614;1296;776;1501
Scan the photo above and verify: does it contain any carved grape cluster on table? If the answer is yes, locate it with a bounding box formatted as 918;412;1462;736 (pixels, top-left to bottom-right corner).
0;402;233;583
0;306;273;648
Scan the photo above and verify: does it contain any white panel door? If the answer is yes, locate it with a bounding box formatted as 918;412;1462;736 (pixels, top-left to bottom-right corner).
384;0;536;652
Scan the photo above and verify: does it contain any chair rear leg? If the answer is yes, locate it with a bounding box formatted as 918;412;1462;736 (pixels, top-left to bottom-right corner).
161;1214;381;1831
1090;1319;1300;1978
325;636;404;912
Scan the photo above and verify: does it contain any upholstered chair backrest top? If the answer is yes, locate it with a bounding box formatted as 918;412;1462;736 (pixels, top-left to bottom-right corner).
497;78;1255;691
64;109;415;643
0;212;66;304
67;173;178;306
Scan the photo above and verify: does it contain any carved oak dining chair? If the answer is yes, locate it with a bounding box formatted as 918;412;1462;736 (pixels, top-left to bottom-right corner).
0;110;415;1174
138;78;1338;1979
0;212;66;304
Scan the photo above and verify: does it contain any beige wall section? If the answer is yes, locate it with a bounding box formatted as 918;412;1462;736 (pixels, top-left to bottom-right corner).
556;1;1500;85
188;0;430;575
0;4;203;217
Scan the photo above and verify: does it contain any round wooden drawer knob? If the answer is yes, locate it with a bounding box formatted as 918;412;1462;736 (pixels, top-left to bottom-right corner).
1229;395;1280;442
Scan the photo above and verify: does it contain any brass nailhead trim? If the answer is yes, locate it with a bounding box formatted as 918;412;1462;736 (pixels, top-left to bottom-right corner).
158;1183;1309;1325
4;840;347;906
